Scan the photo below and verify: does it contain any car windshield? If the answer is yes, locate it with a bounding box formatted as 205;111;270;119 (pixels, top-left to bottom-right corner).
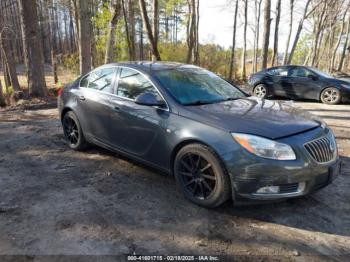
309;68;333;78
153;67;245;105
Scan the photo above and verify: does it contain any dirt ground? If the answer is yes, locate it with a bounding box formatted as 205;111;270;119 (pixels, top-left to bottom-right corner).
0;99;349;261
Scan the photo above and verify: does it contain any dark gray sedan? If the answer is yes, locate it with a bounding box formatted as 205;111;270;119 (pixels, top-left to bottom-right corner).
58;62;341;207
248;65;350;104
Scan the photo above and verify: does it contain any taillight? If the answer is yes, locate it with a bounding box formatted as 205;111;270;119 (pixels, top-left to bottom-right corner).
57;88;63;97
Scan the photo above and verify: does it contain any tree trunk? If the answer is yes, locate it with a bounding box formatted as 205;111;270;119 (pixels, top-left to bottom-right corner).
330;9;348;71
241;0;248;80
283;0;294;65
68;1;76;52
0;34;21;91
310;1;327;67
338;18;350;71
261;0;271;69
139;18;144;60
0;9;20;92
18;0;47;97
153;0;159;48
228;0;239;81
139;0;161;61
287;0;312;64
122;0;133;60
194;0;200;65
77;0;92;74
0;80;6;107
271;0;281;66
253;0;262;72
46;0;58;84
2;59;11;88
128;0;136;60
105;0;121;64
186;0;196;63
71;0;80;52
54;1;63;55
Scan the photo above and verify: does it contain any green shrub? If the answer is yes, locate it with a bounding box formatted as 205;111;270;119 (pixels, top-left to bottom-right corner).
2;85;14;96
62;53;80;73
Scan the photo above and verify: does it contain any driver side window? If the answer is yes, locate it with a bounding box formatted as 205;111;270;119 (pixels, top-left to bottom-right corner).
267;67;288;76
116;68;161;101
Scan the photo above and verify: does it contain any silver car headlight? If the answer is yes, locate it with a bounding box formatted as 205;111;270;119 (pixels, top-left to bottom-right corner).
232;133;296;160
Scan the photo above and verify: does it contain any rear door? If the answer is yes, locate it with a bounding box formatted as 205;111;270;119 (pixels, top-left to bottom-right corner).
76;67;118;141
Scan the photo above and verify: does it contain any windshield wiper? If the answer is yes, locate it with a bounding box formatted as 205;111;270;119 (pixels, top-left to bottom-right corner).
183;100;219;106
184;97;241;106
224;97;240;101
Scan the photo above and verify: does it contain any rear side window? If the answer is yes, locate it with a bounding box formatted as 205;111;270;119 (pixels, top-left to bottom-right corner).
87;68;116;93
116;68;161;100
80;74;89;87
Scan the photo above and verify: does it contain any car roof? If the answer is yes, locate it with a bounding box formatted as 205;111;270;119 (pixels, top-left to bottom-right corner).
267;65;312;70
101;61;200;74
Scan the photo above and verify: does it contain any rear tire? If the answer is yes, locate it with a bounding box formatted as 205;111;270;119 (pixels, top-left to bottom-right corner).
253;84;268;99
320;87;341;105
62;111;88;150
174;144;231;208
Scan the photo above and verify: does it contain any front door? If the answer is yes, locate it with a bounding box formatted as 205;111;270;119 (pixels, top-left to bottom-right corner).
288;67;320;99
107;67;169;158
268;67;291;97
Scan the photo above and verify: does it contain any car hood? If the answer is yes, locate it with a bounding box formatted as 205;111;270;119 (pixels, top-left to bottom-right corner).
179;97;322;140
337;78;350;85
325;77;350;85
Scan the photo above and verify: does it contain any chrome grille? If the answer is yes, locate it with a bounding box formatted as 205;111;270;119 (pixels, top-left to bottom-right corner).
304;134;336;163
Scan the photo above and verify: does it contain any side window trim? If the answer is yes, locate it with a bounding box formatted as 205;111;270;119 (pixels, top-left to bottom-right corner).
79;73;90;88
113;67;121;95
115;66;169;111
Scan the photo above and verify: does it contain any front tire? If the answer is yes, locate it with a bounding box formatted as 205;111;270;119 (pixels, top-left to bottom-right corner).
320;87;341;105
62;111;88;150
174;144;231;208
253;84;268;99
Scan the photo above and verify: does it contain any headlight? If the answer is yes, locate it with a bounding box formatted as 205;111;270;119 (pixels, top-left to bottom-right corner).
232;133;296;160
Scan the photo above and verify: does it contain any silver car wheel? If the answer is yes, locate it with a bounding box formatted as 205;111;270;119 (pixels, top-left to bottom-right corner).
254;85;267;98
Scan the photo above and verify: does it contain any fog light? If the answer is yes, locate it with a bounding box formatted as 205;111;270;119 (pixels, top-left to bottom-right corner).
256;186;280;194
298;182;306;191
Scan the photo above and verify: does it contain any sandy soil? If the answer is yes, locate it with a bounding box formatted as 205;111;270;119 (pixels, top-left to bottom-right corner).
0;100;349;261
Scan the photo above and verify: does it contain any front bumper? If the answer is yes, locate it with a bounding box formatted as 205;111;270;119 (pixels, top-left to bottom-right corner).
221;127;341;204
341;89;350;103
234;159;340;203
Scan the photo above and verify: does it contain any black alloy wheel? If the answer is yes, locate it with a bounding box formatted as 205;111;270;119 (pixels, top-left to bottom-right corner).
174;144;231;208
62;111;88;150
179;152;217;200
63;116;79;145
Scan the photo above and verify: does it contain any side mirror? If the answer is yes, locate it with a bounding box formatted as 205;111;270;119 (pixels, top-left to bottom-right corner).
308;74;318;81
135;92;166;107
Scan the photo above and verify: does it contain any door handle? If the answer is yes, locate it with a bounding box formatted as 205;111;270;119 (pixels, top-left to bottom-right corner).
113;106;121;112
79;95;86;101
